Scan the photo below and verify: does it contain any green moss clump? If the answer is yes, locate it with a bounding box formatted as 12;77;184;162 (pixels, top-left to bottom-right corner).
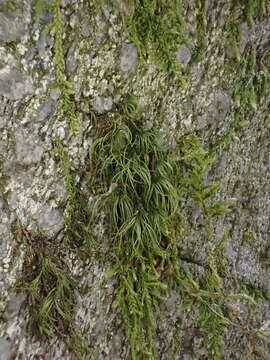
90;96;236;359
233;0;267;26
125;0;186;79
16;143;95;359
174;135;231;359
91;96;178;358
16;238;90;359
191;0;207;62
17;93;264;359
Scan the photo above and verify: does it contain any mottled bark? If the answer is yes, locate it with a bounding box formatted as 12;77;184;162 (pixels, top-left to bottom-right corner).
0;1;269;359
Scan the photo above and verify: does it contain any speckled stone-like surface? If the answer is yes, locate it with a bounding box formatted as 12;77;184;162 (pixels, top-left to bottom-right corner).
0;0;269;359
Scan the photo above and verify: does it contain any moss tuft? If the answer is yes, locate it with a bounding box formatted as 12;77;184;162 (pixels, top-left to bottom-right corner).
233;0;267;25
91;95;178;358
51;0;79;134
16;236;90;359
212;44;269;153
124;0;186;80
90;96;241;359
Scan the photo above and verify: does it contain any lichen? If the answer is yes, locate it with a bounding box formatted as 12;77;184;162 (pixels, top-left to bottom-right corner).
14;1;270;358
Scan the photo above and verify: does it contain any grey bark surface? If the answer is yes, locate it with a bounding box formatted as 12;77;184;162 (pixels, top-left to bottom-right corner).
0;0;270;359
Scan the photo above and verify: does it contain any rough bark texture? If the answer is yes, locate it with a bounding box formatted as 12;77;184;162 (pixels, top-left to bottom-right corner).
0;0;270;359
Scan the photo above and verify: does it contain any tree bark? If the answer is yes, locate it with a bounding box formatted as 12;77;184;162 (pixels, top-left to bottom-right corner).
0;1;269;359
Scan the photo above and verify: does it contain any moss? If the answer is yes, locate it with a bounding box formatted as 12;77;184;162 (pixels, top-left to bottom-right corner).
173;135;232;359
238;280;270;303
232;0;267;26
17;90;266;358
33;0;79;133
51;0;79;134
90;96;255;359
16;137;96;359
55;138;78;228
26;2;270;358
91;95;177;358
34;0;50;17
225;0;268;66
55;138;98;253
0;0;21;12
14;2;94;357
191;0;207;62
16;236;90;360
211;43;269;153
122;0;187;80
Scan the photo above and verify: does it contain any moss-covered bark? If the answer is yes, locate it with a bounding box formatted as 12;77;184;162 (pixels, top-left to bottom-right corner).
0;0;269;359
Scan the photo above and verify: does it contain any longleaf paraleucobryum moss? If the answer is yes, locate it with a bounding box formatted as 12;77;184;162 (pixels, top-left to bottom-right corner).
91;96;179;358
18;92;264;359
90;96;260;359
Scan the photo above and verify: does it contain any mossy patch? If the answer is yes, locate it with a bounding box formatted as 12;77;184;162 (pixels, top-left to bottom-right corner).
191;0;207;62
0;0;21;12
17;91;268;358
16;235;90;359
14;2;93;357
122;0;187;80
33;0;79;133
90;96;260;359
91;95;177;358
232;0;267;26
211;43;269;153
173;135;231;359
55;137;98;254
17;2;269;359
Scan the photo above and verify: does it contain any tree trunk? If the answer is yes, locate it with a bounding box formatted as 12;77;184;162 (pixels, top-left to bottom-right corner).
0;1;269;359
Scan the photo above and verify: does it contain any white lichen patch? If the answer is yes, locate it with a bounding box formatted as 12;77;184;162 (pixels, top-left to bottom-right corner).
0;208;25;320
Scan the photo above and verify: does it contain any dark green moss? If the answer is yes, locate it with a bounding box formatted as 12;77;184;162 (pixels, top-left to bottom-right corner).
90;96;241;359
91;96;178;358
16;236;90;359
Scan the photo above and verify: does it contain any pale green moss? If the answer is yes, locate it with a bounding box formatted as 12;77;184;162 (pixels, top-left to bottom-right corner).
52;0;79;134
123;0;187;80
